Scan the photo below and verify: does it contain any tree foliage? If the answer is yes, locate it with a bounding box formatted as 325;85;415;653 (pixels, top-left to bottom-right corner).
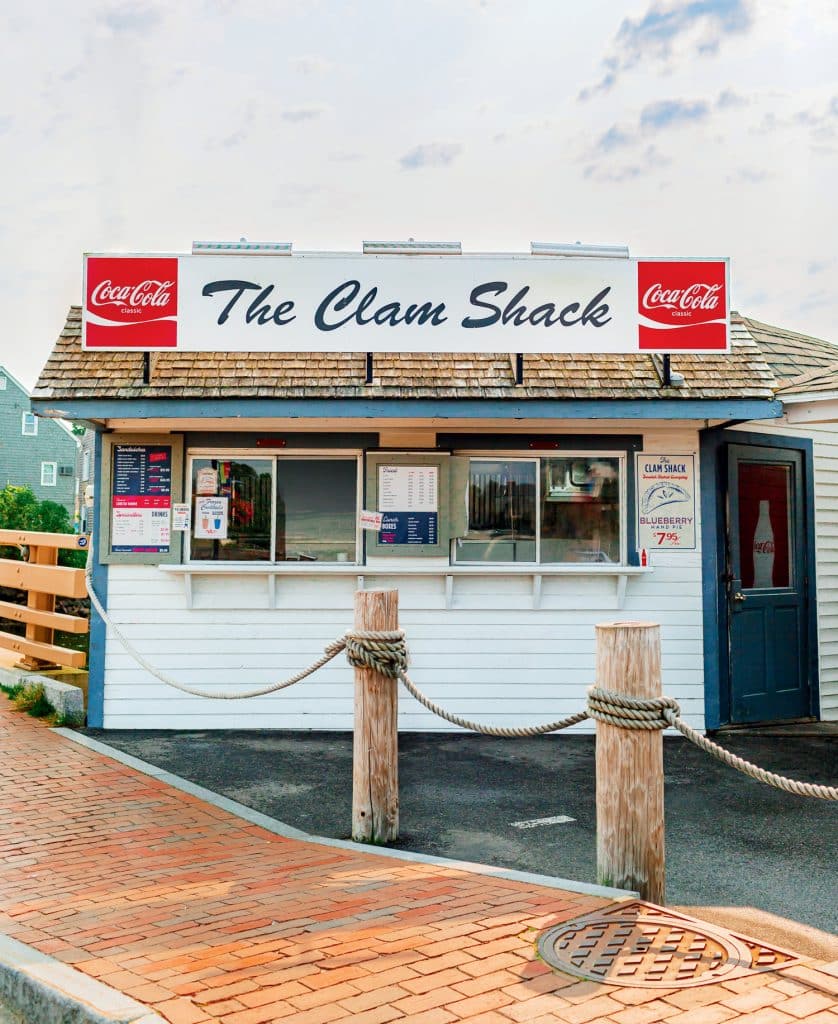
0;485;85;567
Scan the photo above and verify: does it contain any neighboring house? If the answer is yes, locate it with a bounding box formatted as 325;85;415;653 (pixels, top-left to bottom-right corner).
0;364;77;515
30;295;838;733
75;427;96;533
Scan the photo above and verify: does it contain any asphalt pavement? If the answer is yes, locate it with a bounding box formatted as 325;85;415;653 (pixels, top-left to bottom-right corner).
86;729;838;935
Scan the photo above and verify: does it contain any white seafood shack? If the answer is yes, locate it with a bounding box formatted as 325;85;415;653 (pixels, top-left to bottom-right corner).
31;244;838;731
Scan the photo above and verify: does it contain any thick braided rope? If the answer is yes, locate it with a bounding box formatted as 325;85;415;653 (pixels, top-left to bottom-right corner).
586;686;680;730
344;629;408;678
84;549;347;699
663;711;838;800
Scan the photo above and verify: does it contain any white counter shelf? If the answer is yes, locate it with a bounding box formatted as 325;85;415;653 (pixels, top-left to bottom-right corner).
159;562;652;611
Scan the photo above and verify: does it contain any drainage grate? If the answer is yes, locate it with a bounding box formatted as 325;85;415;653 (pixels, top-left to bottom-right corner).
537;901;801;989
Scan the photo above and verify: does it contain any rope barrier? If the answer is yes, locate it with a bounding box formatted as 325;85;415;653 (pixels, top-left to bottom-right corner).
82;547;837;798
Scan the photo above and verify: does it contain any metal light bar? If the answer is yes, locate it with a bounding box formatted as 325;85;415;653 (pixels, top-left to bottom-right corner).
531;241;630;259
362;240;462;255
192;240;293;255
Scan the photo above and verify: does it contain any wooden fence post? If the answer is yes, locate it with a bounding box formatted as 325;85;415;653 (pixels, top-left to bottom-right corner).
352;589;399;843
595;621;665;904
18;544;60;671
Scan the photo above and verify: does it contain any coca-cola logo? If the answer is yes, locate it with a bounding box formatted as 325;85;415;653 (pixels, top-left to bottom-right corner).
642;282;722;314
90;279;174;310
637;260;727;351
85;257;178;348
754;540;775;554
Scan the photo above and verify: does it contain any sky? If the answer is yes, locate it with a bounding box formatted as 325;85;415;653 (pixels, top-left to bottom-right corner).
1;0;837;388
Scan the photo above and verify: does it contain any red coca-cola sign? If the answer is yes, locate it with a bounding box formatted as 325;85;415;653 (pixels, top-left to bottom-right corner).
85;257;178;348
637;260;727;351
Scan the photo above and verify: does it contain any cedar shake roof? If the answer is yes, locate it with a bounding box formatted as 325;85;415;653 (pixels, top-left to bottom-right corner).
33;306;787;403
775;361;838;397
735;315;838;384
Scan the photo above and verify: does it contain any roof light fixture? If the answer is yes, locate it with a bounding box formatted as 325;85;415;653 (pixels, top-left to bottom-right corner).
192;240;293;255
530;242;630;259
362;240;462;255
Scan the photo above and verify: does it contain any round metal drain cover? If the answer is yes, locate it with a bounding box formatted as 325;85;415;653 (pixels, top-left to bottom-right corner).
538;912;753;988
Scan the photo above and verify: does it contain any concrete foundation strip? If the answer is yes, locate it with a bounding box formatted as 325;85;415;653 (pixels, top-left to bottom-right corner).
0;933;165;1024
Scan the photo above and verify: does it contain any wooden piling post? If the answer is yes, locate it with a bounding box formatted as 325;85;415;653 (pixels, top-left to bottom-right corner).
352;589;399;843
595;621;665;904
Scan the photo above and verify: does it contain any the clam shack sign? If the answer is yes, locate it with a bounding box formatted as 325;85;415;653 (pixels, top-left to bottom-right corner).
83;252;729;354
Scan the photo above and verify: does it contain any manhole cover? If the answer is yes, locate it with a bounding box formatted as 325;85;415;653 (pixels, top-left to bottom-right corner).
538;902;800;989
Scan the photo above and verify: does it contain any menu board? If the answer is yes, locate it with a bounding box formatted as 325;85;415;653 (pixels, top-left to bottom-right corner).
111;444;172;553
378;465;438;546
636;454;696;551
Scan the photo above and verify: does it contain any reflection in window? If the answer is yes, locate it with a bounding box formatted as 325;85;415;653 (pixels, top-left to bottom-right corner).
459;460;536;562
276;459;356;562
541;457;620;563
191;459;272;561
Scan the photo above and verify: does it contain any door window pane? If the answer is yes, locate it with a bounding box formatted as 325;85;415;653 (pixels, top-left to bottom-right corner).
191;459;272;561
737;462;792;589
540;457;621;563
276;459;357;562
459;460;536;562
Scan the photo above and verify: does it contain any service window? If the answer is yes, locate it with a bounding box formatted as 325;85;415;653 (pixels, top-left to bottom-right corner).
188;454;359;563
276;458;357;562
190;458;273;562
456;454;623;564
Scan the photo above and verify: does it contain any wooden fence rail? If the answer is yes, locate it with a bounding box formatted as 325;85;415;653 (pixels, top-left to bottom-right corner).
0;529;90;671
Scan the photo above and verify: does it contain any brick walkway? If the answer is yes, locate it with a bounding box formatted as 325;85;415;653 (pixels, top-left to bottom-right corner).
1;704;835;1024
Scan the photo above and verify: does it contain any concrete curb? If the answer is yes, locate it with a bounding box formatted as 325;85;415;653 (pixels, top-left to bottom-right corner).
54;727;637;902
0;933;164;1024
0;667;84;722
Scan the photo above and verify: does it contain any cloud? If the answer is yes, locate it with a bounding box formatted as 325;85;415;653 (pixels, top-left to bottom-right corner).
717;88;747;109
751;94;838;152
808;259;835;275
580;0;753;100
589;95;714;157
280;106;327;122
584;144;671;183
96;1;162;33
725;166;769;184
640;98;710;130
399;142;462;170
289;55;335;75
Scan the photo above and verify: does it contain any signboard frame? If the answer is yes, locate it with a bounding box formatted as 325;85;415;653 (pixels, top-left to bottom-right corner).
82;252;730;355
98;434;184;565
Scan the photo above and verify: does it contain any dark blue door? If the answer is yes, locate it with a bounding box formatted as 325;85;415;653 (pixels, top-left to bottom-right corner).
727;444;810;723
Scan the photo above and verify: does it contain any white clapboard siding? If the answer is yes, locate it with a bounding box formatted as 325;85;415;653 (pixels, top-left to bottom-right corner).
738;419;838;718
100;425;705;731
101;565;706;731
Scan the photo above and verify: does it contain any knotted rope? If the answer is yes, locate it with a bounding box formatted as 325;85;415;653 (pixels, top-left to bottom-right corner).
83;551;837;798
586;686;680;730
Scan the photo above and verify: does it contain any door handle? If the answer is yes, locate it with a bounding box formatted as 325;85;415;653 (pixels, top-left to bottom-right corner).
733;591;747;603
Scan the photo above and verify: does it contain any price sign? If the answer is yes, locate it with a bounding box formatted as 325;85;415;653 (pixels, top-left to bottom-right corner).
636;454;696;551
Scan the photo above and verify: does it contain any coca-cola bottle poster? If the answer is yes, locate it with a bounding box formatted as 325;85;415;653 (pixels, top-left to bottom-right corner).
737;464;791;589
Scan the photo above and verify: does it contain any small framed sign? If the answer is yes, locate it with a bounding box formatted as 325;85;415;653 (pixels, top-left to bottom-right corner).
636;454;697;550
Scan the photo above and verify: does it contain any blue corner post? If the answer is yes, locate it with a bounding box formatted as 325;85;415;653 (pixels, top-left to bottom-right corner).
86;430;107;728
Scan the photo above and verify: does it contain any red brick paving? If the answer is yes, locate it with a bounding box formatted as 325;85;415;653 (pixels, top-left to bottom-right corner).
0;703;835;1024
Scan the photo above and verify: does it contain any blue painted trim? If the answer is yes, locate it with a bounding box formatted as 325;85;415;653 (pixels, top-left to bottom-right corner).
31;397;785;422
699;427;819;728
699;429;726;730
87;430;107;728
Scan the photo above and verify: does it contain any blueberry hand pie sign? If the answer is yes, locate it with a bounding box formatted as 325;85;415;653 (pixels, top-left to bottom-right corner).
636;455;696;551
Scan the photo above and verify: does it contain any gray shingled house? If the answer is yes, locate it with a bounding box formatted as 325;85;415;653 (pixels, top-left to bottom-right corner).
0;364;78;516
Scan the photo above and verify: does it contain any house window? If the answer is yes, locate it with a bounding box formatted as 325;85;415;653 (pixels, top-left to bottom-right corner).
456;454;623;564
188;454;359;563
22;412;37;436
41;462;57;487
